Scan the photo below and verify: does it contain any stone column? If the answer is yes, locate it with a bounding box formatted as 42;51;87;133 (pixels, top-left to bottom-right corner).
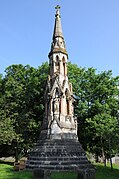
69;100;72;115
59;61;62;74
52;60;55;75
61;96;65;116
65;63;67;76
69;83;72;93
50;99;53;115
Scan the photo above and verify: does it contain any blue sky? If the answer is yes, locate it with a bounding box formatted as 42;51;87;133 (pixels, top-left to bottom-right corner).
0;0;119;76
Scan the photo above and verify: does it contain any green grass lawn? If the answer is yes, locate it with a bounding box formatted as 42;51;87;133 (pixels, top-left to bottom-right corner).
0;163;33;179
0;162;119;179
95;163;119;179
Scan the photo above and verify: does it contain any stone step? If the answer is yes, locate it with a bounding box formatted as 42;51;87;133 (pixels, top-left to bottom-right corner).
26;159;89;166
26;163;93;171
26;139;94;173
28;156;87;161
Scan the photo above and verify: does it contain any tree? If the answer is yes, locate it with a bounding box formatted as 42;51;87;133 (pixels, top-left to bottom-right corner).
0;63;49;160
68;62;119;166
86;113;118;169
0;61;118;165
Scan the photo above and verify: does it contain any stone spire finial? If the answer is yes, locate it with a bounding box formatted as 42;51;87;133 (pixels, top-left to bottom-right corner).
49;5;67;57
55;5;61;17
53;5;63;39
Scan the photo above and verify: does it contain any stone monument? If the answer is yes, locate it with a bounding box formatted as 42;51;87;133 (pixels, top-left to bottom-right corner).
26;6;95;179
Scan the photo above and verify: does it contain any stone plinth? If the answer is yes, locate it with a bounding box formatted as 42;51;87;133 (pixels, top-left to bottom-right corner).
26;138;95;179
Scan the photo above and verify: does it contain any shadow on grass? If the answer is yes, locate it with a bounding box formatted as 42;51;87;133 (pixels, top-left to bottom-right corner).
95;163;119;179
0;159;14;166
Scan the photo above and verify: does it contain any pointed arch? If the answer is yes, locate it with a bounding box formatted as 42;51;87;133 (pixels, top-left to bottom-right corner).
56;55;59;61
59;98;61;113
55;87;59;98
65;88;70;115
55;55;60;73
62;56;66;76
66;100;70;115
62;56;65;63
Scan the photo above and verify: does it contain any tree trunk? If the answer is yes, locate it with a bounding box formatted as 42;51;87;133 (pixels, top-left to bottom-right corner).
102;149;106;167
109;155;113;171
109;137;113;170
95;154;99;163
104;155;107;167
15;147;19;162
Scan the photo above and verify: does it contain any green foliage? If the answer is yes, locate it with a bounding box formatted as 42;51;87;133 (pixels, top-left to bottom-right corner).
0;117;19;144
0;63;49;158
0;61;119;161
68;62;119;159
86;113;118;158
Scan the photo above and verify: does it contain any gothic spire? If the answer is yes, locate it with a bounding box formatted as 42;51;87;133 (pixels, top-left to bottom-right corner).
49;5;67;57
53;5;63;39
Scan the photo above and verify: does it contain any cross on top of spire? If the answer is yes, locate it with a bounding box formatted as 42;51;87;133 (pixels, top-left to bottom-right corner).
55;5;61;10
55;5;61;17
49;5;67;57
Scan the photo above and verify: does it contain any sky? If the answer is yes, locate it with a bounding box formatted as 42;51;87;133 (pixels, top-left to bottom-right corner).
0;0;119;77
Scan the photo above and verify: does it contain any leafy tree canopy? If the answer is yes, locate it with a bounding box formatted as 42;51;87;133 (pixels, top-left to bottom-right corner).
0;62;118;161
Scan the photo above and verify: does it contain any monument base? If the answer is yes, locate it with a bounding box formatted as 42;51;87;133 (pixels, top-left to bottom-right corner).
33;169;95;179
26;137;95;179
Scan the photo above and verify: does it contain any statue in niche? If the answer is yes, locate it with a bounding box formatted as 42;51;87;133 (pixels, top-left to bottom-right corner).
53;98;59;113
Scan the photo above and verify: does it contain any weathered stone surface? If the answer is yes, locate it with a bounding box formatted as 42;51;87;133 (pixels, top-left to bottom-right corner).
26;6;95;179
26;138;95;174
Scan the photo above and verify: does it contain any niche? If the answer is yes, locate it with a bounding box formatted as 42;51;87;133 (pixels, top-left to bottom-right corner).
65;89;70;115
55;87;59;98
62;57;66;76
55;55;60;72
66;100;70;115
